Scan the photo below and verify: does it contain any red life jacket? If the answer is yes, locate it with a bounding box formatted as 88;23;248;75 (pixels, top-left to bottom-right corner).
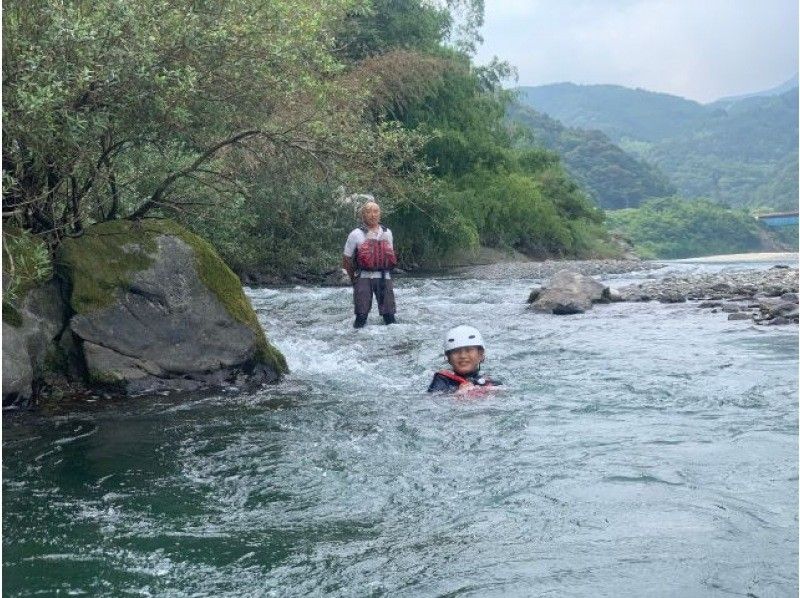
436;370;469;385
356;226;397;271
436;370;496;393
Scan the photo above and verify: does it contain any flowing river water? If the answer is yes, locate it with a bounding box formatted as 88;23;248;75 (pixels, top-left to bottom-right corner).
3;259;798;597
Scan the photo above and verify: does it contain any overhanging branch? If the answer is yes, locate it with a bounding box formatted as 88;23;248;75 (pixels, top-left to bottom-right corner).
127;129;262;220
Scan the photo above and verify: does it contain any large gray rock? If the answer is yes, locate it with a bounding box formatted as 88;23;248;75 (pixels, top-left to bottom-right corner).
530;270;610;315
3;323;33;405
59;220;287;395
2;280;66;406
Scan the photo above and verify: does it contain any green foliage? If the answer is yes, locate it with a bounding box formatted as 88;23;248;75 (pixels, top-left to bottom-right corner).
384;52;614;261
516;82;798;211
7;0;617;286
4;0;365;237
452;167;609;258
2;227;54;325
507;103;675;209
388;181;480;266
185;178;357;279
605;197;767;259
337;0;451;59
766;223;799;251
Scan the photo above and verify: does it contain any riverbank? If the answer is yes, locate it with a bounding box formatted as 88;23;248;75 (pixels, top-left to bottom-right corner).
673;252;798;264
453;253;798;325
456;258;659;280
615;265;799;325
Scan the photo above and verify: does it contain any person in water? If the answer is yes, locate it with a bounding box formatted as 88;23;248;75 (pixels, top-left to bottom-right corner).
427;325;500;393
343;198;397;328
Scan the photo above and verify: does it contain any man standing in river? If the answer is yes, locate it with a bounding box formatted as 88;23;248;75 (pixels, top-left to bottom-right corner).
343;198;397;328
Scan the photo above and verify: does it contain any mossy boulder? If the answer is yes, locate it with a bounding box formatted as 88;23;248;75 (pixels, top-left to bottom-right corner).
56;219;287;394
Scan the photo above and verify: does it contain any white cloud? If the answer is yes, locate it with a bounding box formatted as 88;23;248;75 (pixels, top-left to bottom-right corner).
474;0;798;102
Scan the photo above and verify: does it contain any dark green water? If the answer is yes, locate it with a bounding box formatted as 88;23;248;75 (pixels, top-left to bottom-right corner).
3;264;798;596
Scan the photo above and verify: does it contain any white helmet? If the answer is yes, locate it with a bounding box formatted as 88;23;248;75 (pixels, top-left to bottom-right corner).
443;325;485;354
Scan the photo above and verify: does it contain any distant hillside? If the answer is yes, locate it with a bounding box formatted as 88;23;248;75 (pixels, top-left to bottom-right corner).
506;103;675;210
516;83;712;143
623;90;799;210
712;74;799;109
516;82;799;210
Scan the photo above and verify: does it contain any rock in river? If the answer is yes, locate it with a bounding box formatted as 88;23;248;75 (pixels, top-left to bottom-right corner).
530;270;610;315
57;219;287;395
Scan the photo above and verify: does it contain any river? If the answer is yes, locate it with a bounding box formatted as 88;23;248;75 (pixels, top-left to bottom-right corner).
3;259;798;596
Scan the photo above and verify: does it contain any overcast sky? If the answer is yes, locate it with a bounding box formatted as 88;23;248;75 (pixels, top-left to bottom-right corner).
473;0;798;103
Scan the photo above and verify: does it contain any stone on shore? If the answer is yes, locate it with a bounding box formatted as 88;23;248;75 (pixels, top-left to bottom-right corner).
658;291;686;303
526;286;543;304
321;268;351;287
727;312;752;321
530;270;610;315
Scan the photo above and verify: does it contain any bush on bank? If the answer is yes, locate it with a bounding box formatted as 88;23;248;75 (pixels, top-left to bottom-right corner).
605;197;769;259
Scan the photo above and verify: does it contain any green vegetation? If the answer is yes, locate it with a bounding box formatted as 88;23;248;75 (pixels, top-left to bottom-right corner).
626;92;799;211
376;48;616;264
2;227;54;326
516;83;798;211
4;0;615;287
766;223;800;251
506;103;675;209
517;83;710;142
605;197;768;259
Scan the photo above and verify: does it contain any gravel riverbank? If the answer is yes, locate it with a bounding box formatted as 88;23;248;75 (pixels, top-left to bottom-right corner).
457;258;661;280
615;266;799;325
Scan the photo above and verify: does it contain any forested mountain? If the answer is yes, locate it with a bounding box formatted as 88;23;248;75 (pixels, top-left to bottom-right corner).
711;74;798;109
516;82;799;210
627;90;799;210
506;103;675;209
516;83;712;142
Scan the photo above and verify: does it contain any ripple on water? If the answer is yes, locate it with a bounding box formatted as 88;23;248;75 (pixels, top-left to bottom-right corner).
2;271;798;596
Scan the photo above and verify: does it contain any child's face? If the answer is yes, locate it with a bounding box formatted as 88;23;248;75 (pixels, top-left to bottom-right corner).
447;346;485;375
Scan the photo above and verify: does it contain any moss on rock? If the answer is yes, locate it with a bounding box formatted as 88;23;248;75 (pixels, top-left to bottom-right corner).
57;220;157;313
57;218;287;376
155;220;288;376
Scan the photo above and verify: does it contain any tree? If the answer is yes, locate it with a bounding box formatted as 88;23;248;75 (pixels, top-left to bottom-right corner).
3;0;370;242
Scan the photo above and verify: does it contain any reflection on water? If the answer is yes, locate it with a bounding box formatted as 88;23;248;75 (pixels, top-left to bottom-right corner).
3;263;798;596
